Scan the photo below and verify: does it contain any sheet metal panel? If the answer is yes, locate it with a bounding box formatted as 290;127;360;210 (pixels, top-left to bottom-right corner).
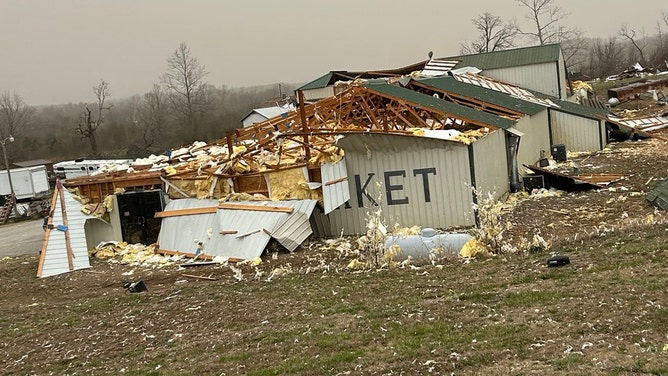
325;133;475;236
302;86;335;101
321;161;350;214
550;110;603;152
483;62;564;99
157;199;317;260
40;188;94;278
472;130;510;201
513;112;551;168
272;211;312;252
157;198;221;255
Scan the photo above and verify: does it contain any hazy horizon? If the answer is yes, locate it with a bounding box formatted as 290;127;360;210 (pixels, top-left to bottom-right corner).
1;0;666;106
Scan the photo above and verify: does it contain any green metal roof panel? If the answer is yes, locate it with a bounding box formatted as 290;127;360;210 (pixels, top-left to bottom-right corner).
416;76;545;116
549;98;608;118
365;83;516;129
647;179;668;210
446;44;562;70
298;72;334;91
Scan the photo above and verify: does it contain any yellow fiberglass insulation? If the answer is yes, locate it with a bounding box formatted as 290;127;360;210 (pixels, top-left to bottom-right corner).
308;145;345;166
194;176;231;199
266;167;323;203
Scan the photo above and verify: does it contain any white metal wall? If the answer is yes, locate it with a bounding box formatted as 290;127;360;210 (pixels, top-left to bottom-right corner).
486;61;563;99
302;86;335;101
84;195;123;249
242;113;268;127
549;110;604;152
513;111;551;167
324;133;477;236
472;130;510;201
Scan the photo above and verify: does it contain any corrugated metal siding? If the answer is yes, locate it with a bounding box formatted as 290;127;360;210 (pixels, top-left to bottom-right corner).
272;211;312;251
485;62;561;99
40;189;94;278
302;86;335;101
158;199;317;259
324;133;475;236
321;161;350;214
472;130;510;201
550;110;603;152
513;112;551;167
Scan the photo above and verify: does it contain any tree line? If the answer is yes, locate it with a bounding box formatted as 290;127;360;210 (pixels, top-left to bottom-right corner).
2;0;668;165
1;42;296;165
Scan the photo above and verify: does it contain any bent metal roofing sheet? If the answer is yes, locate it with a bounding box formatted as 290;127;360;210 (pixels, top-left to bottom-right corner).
157;199;317;260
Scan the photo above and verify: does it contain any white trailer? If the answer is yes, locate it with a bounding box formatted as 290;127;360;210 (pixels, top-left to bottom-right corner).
53;159;133;179
0;165;50;200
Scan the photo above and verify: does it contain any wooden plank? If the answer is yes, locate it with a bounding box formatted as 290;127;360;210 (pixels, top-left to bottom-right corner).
37;187;60;277
182;273;218;280
325;176;348;186
57;182;75;271
218;203;293;213
155;206;218;218
236;228;262;238
219;230;238;235
156;249;214;261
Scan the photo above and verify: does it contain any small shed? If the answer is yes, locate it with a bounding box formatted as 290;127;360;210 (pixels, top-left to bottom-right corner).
241;104;295;127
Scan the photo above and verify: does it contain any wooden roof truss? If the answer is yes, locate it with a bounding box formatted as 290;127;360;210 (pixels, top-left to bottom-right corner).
218;84;495;174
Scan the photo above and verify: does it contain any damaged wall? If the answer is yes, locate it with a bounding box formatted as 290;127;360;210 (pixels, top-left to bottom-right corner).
84;195;123;249
472;130;510;201
319;132;511;235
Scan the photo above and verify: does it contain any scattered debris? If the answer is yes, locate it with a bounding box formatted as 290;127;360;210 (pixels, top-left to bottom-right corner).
181;274;217;281
546;255;570;267
646;179;668;210
123;280;148;293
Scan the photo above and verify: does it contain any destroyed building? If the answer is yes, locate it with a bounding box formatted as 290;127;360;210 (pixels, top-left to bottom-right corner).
38;43;668;275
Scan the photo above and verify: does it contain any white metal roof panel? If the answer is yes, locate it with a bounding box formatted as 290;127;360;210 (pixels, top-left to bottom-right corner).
157;199;317;260
613;116;668;132
272;211;312;252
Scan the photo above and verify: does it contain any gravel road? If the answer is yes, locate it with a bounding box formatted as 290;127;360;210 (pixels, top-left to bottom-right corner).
0;219;45;257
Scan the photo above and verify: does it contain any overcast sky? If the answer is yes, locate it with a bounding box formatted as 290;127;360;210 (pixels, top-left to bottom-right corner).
1;0;666;105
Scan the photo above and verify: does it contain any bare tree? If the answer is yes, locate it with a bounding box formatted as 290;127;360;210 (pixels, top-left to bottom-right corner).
162;42;210;141
136;84;167;149
516;0;570;45
0;92;34;139
619;24;648;66
461;13;520;54
650;12;668;70
516;0;587;75
560;28;588;74
587;37;625;79
77;79;111;157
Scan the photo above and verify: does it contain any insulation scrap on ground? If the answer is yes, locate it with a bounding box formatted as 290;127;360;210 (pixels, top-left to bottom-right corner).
90;241;184;268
